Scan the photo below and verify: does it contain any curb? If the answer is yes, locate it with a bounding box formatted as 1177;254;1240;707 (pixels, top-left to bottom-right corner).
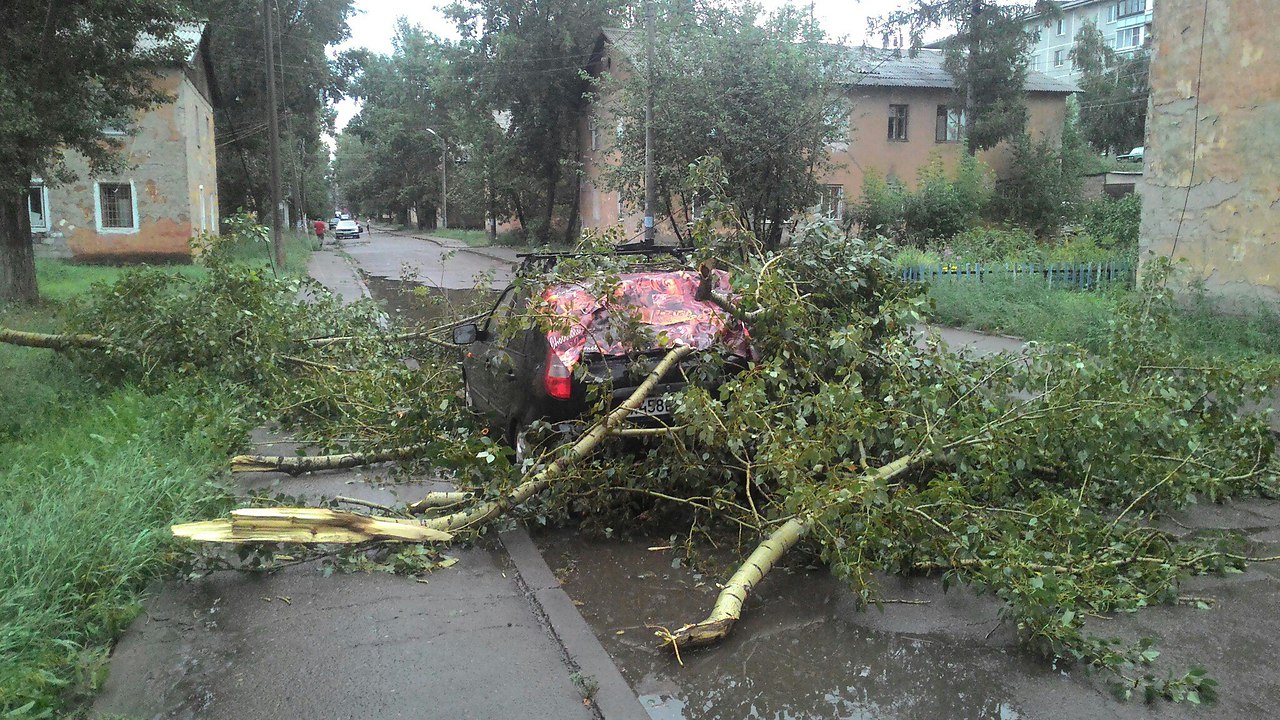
501;529;652;720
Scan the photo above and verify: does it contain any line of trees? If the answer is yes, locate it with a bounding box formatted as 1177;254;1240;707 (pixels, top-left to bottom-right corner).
0;0;1153;300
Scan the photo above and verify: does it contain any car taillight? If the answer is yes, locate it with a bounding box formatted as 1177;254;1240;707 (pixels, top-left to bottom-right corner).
544;348;572;400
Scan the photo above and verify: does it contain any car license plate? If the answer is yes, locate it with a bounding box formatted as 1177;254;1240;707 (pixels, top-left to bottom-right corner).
627;394;672;418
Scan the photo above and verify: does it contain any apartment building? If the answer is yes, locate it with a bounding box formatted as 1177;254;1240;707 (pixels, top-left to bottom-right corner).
1026;0;1155;81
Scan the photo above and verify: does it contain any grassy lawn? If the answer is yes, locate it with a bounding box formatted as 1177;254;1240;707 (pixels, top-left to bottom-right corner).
0;261;245;716
923;274;1280;364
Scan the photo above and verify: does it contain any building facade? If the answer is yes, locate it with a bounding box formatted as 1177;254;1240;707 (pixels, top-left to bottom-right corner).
1138;0;1280;304
579;30;1075;236
29;26;218;261
1025;0;1155;81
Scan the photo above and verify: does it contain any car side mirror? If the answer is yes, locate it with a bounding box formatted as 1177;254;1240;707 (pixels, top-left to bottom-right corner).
452;323;479;345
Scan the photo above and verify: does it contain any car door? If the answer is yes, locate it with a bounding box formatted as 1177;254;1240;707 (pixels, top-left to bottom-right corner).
462;286;529;426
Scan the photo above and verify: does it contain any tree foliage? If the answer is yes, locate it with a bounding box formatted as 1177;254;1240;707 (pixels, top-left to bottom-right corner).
603;5;844;248
205;0;354;220
442;0;626;243
0;0;199;301
1071;20;1149;154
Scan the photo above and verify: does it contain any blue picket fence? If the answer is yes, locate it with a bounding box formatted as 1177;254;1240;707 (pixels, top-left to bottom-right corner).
900;261;1135;290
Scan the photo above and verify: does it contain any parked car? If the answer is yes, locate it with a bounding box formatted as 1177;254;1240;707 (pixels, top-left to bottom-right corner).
333;219;362;239
1117;146;1144;163
453;257;752;459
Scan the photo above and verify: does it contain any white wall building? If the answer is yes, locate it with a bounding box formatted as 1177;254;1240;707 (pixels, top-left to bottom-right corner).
1025;0;1155;81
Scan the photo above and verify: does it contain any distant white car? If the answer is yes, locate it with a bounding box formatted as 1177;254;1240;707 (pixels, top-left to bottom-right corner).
1117;146;1144;162
333;219;362;239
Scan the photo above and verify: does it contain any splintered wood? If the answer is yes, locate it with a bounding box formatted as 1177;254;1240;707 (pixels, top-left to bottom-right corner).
171;508;453;544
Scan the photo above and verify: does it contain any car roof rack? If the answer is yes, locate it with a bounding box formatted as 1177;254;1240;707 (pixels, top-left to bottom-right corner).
515;244;691;273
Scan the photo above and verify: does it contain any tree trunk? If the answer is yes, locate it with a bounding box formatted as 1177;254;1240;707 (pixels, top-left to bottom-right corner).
0;183;38;302
541;161;560;245
964;0;981;156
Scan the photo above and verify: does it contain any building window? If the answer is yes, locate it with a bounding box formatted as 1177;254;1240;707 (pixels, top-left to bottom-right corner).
1116;0;1146;19
28;184;50;232
95;181;137;232
1106;5;1118;22
935;105;964;143
1053;49;1066;67
887;104;909;142
818;185;844;220
1029;54;1042;72
1056;18;1066;35
1115;26;1142;49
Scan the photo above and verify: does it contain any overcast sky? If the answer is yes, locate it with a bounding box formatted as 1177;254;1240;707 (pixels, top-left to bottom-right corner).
331;0;923;131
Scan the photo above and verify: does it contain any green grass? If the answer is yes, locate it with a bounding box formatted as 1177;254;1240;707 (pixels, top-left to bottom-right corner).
221;230;318;276
0;263;242;716
922;275;1280;364
428;228;492;246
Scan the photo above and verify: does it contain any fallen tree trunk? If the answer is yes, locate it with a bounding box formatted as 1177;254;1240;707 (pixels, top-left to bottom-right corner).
660;450;928;652
0;328;111;350
415;346;695;533
230;444;430;475
171;507;453;544
405;491;475;513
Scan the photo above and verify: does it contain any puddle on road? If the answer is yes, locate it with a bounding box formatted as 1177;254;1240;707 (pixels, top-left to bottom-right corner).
537;530;1030;720
363;276;497;328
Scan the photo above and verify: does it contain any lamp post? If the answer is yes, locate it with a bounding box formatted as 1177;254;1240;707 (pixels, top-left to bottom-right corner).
425;127;447;230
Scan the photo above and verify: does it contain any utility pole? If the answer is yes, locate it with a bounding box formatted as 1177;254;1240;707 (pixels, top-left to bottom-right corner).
426;128;447;230
642;0;656;246
263;0;285;268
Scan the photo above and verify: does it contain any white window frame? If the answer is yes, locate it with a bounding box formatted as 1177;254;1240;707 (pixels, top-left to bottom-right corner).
817;184;844;221
1053;49;1066;67
28;182;51;232
1115;26;1142;49
1056;18;1066;35
93;180;140;234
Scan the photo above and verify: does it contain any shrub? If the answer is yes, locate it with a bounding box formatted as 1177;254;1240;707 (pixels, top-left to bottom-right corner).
945;227;1039;262
989;133;1081;237
902;156;989;244
851;170;906;240
1080;194;1141;257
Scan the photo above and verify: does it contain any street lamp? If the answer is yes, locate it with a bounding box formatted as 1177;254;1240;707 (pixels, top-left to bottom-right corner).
425;127;447;230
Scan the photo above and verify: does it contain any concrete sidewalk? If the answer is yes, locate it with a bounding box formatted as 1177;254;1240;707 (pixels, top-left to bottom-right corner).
93;247;648;720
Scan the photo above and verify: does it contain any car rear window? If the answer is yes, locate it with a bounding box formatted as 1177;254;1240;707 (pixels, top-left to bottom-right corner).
539;269;752;369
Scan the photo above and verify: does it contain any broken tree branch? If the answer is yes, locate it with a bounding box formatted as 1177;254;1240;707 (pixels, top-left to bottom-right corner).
230;444;430;475
414;346;695;532
171;508;453;544
0;328;112;350
660;450;928;652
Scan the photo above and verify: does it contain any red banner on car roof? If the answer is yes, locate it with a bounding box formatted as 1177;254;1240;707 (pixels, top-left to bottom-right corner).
539;270;753;370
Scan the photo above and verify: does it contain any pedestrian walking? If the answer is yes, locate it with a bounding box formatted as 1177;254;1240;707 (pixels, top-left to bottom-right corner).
313;218;327;246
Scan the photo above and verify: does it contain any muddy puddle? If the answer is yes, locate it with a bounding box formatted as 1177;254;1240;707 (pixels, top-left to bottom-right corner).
535;530;1041;720
363;275;497;328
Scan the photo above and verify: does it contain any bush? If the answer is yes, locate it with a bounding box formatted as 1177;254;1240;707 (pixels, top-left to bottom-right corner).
852;170;906;240
902;155;989;244
990;133;1081;237
1079;194;1141;258
944;227;1039;262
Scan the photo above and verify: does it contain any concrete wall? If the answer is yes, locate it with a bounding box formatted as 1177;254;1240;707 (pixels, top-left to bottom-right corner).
1138;0;1280;304
40;67;217;261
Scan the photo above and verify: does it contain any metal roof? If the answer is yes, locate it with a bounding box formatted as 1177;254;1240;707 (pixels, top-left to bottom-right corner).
599;28;1078;94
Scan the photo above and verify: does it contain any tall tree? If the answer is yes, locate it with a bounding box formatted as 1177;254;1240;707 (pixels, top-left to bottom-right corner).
604;5;844;249
445;0;626;243
204;0;354;221
0;0;194;301
1071;20;1149;155
875;1;1058;154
